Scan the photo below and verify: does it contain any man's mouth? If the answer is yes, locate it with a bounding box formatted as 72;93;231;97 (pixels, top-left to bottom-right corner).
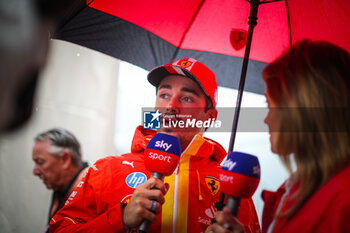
40;177;47;184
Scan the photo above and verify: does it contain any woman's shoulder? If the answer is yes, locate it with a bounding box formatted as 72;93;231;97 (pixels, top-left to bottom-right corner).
327;164;350;191
313;164;350;206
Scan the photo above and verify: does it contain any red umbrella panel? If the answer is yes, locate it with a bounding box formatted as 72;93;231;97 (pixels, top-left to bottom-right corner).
60;0;350;62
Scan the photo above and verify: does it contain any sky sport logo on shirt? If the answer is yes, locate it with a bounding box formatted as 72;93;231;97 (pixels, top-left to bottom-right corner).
142;109;222;130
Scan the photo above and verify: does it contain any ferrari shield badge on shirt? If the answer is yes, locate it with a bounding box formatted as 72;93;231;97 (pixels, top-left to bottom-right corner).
205;176;220;196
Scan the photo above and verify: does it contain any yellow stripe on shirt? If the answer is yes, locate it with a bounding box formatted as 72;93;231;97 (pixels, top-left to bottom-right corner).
176;136;205;233
162;173;175;233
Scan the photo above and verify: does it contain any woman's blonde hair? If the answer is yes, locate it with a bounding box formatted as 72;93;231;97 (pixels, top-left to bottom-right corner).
262;40;350;218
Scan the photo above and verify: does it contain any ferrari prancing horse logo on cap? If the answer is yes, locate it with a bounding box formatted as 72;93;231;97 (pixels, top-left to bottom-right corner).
180;61;192;68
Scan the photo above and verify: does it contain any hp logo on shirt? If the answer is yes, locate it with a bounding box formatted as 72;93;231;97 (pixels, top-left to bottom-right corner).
125;172;147;188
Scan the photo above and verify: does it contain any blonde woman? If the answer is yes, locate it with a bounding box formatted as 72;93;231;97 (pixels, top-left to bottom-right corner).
207;40;350;233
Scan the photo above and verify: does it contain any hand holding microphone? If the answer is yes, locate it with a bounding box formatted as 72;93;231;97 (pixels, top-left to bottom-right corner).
139;133;181;233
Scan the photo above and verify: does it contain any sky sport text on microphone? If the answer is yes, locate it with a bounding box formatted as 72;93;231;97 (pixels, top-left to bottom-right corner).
219;151;261;216
144;133;181;178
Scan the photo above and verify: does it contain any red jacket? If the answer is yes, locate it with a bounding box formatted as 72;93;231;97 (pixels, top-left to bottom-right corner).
262;165;350;233
50;126;260;233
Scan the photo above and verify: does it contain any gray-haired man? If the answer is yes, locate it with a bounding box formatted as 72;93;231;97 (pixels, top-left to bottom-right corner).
32;128;89;233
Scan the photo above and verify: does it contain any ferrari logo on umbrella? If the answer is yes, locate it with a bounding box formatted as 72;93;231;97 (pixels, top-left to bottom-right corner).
205;176;220;196
230;29;248;51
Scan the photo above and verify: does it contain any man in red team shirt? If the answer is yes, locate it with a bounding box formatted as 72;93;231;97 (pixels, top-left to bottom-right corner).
50;58;261;233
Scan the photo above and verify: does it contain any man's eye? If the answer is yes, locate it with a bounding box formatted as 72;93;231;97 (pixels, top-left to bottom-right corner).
36;159;45;165
183;97;193;103
159;93;168;99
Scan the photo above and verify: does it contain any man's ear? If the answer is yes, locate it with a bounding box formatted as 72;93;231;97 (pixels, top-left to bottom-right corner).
206;108;218;120
61;150;73;169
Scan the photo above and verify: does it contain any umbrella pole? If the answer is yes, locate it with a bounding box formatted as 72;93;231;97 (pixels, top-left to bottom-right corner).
228;0;260;153
216;0;260;212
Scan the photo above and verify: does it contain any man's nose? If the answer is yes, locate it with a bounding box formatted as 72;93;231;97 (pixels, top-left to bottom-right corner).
33;165;41;176
166;97;180;113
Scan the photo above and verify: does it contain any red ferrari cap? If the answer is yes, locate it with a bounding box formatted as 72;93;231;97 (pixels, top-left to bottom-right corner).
147;58;218;108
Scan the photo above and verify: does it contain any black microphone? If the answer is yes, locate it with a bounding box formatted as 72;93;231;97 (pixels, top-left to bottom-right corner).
139;133;181;233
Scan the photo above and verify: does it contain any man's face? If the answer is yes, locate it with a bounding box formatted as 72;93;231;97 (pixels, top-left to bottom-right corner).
155;75;216;149
32;140;65;191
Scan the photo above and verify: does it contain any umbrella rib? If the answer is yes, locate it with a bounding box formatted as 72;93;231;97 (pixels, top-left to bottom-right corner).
285;0;292;46
55;0;90;32
171;0;206;61
251;0;291;46
87;0;94;5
